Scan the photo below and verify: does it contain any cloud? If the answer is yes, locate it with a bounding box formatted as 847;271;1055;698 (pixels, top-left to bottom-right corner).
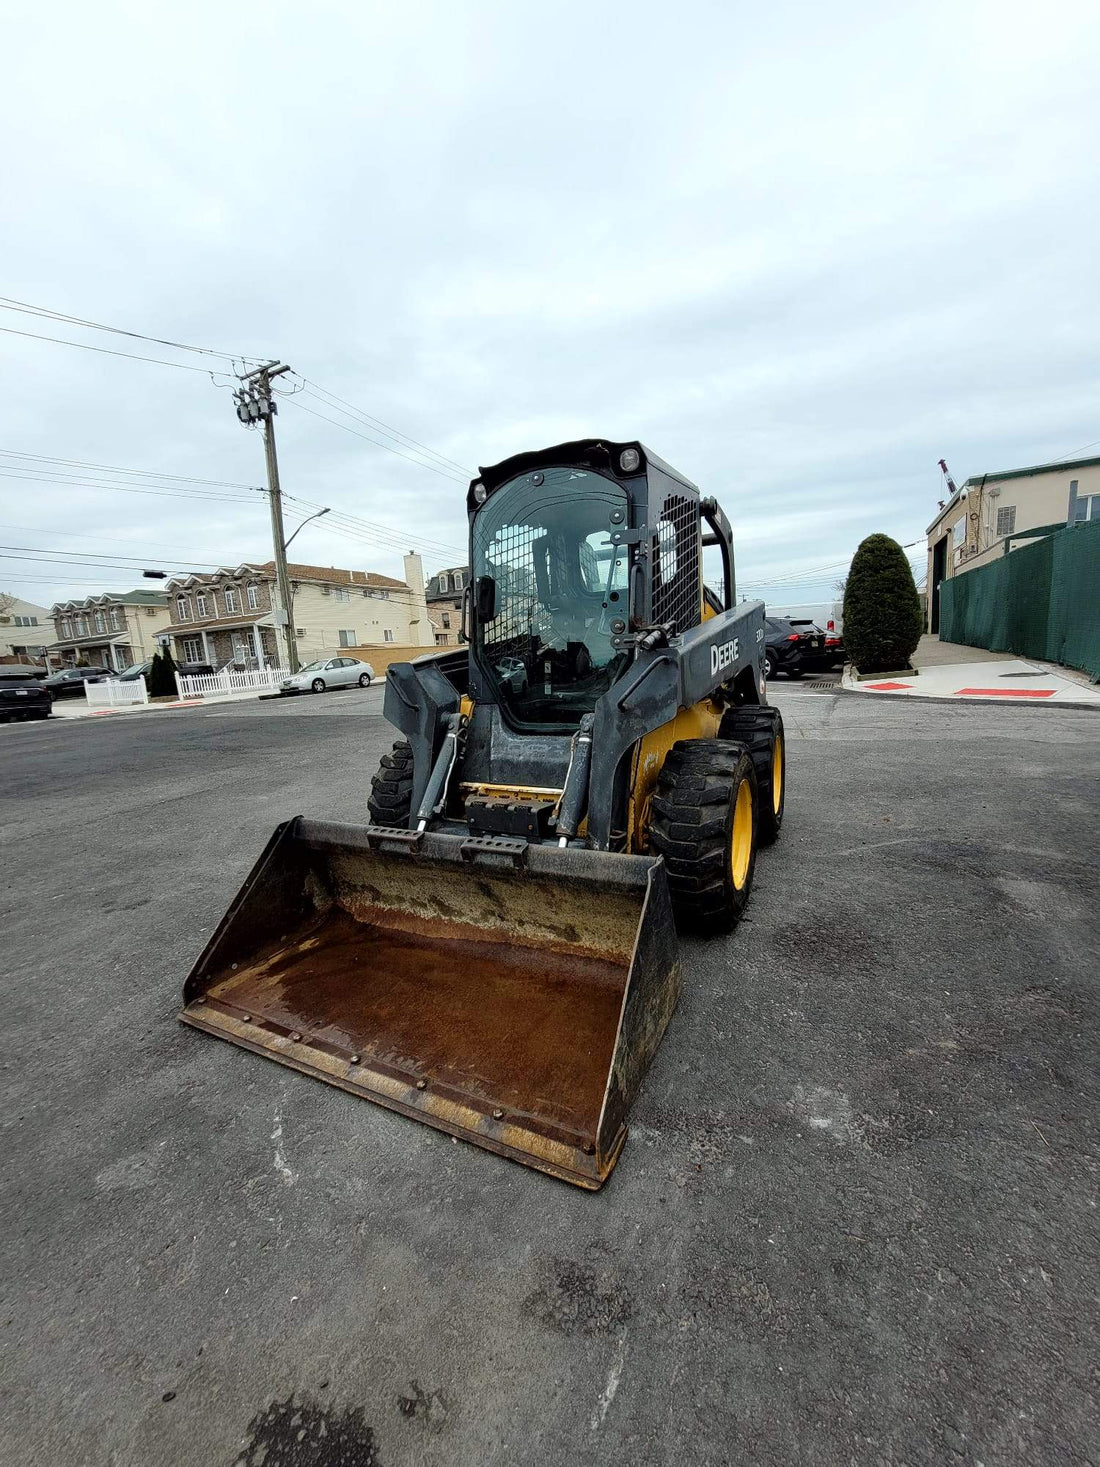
1;0;1098;609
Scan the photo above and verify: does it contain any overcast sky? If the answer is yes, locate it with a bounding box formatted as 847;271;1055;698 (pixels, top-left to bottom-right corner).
3;0;1098;614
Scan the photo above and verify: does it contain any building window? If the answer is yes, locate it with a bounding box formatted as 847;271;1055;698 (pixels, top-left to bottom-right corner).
196;593;209;617
383;629;395;643
1072;494;1098;523
453;572;463;591
338;629;356;647
952;519;965;547
996;505;1016;538
177;596;192;621
435;633;447;645
94;610;105;632
182;637;202;661
14;615;39;627
442;612;451;628
111;607;122;629
224;588;239;613
247;584;259;610
438;574;448;592
61;618;71;637
76;615;88;636
334;587;350;603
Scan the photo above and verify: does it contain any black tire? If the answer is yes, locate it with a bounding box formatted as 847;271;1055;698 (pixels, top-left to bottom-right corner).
358;672;372;688
648;739;758;935
719;704;785;845
311;678;326;694
785;665;804;680
368;739;415;827
764;651;776;679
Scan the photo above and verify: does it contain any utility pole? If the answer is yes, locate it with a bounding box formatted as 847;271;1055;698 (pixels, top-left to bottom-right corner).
234;362;299;672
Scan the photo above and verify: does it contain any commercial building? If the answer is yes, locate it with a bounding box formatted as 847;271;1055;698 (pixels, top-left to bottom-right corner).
925;454;1100;633
49;590;172;670
160;554;434;667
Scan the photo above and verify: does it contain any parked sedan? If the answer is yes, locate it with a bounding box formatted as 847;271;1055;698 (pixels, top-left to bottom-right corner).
43;666;116;697
0;670;52;722
116;659;215;681
279;657;375;695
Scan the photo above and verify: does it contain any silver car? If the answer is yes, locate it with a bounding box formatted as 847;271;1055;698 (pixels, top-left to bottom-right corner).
280;656;375;695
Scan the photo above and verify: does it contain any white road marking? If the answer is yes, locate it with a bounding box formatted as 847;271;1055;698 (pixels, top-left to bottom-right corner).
591;1334;626;1430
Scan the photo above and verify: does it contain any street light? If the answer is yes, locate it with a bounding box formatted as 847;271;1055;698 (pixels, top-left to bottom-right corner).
283;507;331;551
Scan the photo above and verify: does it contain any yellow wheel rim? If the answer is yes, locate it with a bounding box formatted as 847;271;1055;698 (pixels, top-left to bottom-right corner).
730;778;753;889
772;733;784;816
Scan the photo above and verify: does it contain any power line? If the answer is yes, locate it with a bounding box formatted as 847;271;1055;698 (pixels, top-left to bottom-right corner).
0;521;250;560
0;323;229;374
294;377;473;477
283;395;469;483
0;447;262;490
0;469;258;505
0;296;265;364
0;544;221;568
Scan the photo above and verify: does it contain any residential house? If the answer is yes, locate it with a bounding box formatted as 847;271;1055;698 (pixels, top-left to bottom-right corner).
0;593;53;664
160;552;434;668
49;590;172;670
925;453;1100;633
426;564;469;646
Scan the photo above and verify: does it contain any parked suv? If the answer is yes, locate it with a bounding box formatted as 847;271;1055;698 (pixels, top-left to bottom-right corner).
117;659;215;681
764;617;828;679
43;667;116;697
0;668;52;722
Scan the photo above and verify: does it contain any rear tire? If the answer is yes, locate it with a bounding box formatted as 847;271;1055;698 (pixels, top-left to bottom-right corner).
719;705;785;845
648;739;758;935
368;739;415;827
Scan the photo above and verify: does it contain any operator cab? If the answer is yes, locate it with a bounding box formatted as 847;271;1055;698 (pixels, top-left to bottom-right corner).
470;465;633;728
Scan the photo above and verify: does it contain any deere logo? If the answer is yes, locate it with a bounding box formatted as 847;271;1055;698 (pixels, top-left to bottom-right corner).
710;637;740;675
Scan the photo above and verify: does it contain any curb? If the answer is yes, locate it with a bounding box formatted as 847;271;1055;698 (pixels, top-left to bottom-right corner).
836;676;1100;714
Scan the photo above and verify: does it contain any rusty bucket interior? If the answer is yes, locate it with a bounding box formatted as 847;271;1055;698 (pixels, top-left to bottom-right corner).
181;819;681;1188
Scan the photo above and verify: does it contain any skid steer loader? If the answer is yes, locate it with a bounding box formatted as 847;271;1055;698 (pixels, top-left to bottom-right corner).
181;440;784;1188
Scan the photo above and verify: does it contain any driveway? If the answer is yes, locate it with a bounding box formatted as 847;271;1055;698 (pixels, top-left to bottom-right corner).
2;684;1097;1465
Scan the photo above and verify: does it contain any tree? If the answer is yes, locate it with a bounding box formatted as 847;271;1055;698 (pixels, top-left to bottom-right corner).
842;534;923;672
147;648;178;697
0;591;15;617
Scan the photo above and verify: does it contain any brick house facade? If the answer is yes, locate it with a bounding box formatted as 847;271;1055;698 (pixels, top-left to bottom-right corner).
49;590;172;670
161;556;434;667
425;565;469;646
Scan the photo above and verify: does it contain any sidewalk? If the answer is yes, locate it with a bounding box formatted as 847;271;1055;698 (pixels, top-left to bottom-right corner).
840;635;1100;708
49;687;277;720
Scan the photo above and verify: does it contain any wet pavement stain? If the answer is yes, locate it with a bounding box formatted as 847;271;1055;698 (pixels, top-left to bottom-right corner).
233;1394;378;1466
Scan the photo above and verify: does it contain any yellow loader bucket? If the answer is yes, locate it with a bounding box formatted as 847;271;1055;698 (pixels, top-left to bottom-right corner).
181;819;680;1188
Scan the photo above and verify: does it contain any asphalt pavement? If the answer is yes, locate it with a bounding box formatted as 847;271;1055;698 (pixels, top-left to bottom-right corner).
2;683;1097;1465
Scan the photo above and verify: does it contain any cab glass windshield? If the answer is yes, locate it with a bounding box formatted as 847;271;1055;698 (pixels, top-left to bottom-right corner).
472;466;631;727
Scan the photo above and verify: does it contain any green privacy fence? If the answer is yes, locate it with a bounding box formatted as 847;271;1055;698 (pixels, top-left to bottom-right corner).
939;518;1100;679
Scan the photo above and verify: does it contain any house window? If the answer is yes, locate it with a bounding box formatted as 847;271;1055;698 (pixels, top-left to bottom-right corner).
196;593;209;617
338;629;357;647
247;584;259;610
1072;494;1099;523
61;618;71;636
438;574;449;593
111;607;122;629
383;629;395;643
453;572;463;591
76;615;88;635
182;637;202;662
952;519;965;547
224;588;239;613
442;613;451;628
176;596;192;621
94;610;105;632
996;506;1016;538
334;587;350;603
14;615;39;627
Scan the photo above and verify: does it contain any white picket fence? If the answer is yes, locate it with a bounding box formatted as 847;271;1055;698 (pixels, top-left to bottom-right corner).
85;679;150;710
175;667;289;700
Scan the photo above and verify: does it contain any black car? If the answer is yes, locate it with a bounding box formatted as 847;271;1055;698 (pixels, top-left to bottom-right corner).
0;669;52;721
763;617;829;679
116;659;214;681
43;666;117;697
